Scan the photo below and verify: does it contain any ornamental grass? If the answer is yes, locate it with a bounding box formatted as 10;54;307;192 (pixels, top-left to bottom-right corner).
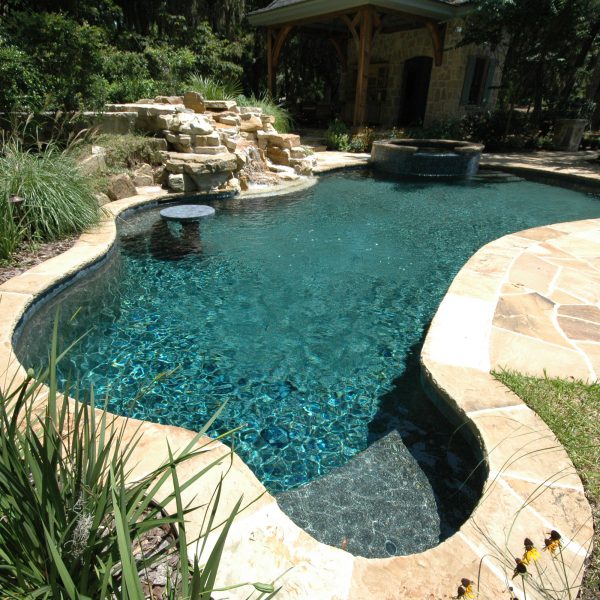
0;318;278;599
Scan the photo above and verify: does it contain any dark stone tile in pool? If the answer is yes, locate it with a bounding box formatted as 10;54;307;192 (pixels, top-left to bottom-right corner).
276;430;440;558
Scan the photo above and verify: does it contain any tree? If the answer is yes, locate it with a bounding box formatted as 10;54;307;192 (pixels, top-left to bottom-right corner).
463;0;600;120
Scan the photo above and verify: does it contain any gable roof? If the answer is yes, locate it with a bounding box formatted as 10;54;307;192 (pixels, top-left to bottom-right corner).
248;0;472;26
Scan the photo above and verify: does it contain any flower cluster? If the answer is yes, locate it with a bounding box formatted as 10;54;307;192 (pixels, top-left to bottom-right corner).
453;531;565;599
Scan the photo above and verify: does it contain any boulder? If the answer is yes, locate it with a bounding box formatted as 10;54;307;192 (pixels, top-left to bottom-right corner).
216;114;241;127
133;164;154;187
257;130;270;150
192;145;229;155
154;95;183;105
267;145;291;166
106;174;136;201
290;156;317;176
183;91;206;113
78;146;106;175
240;115;263;133
290;146;311;159
168;173;196;193
204;100;238;112
239;106;263;116
268;133;301;149
153;165;168;186
165;152;238;176
194;132;220;147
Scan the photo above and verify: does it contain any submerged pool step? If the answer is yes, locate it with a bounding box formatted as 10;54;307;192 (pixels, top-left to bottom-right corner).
275;430;441;559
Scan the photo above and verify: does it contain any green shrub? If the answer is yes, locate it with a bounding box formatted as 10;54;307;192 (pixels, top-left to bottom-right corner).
236;94;293;133
348;127;375;153
406;118;467;141
96;134;166;171
0;11;107;110
101;49;158;104
144;44;199;95
0;42;47;112
0;322;279;598
0;141;101;244
326;119;351;151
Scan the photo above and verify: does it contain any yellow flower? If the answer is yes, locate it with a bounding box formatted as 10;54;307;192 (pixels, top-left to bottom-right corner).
543;530;562;555
522;538;540;565
455;578;475;598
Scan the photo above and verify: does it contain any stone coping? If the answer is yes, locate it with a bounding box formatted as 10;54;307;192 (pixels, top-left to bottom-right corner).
0;176;595;599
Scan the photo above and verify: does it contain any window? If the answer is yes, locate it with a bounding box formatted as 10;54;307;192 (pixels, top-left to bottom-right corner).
460;56;497;107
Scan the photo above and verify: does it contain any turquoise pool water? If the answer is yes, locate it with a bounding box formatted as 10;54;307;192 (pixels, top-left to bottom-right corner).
16;170;600;552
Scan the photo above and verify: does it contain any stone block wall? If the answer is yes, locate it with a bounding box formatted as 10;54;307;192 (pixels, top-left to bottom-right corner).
345;19;505;127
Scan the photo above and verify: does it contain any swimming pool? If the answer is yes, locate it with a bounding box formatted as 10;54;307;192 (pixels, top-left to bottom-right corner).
15;169;600;557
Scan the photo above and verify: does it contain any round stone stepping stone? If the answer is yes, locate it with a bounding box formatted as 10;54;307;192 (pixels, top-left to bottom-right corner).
160;204;215;222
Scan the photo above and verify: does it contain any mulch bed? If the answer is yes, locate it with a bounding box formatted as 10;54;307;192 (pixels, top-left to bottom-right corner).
0;236;78;285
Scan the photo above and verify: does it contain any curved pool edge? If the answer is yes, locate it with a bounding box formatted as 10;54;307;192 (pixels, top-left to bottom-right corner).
0;181;596;599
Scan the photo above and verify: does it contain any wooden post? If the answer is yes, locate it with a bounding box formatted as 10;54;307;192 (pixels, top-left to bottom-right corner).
353;7;373;126
267;28;274;96
267;26;294;98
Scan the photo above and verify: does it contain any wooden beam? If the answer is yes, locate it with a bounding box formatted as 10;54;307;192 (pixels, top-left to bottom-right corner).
353;6;373;126
273;24;294;67
424;20;445;66
341;13;360;52
329;35;348;67
267;25;294;97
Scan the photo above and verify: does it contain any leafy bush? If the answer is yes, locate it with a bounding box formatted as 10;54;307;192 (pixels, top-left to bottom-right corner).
0;11;107;111
236;94;293;133
0;323;279;598
0;42;47;112
0;141;101;247
406;118;467;141
101;49;159;104
326;119;351;151
144;44;199;95
95;134;166;172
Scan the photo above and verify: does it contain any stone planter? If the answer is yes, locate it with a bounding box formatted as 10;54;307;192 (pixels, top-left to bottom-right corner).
553;118;588;151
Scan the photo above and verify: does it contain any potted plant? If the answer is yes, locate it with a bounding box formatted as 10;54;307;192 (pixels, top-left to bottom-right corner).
552;98;596;151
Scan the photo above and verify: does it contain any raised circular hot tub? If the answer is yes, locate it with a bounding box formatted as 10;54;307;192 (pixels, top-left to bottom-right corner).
370;138;484;179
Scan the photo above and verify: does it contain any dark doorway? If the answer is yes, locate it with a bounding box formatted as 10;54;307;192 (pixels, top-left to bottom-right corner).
399;56;433;126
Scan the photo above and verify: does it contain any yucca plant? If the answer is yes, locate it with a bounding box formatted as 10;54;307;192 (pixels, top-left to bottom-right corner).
0;319;279;599
186;75;243;101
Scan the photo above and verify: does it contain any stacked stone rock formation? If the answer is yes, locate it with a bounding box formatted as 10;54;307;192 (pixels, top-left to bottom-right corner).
101;93;316;196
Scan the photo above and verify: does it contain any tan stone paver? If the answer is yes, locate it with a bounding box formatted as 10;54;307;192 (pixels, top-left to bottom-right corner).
481;150;600;183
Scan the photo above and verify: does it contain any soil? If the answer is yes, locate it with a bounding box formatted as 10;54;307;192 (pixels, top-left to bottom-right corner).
0;236;78;285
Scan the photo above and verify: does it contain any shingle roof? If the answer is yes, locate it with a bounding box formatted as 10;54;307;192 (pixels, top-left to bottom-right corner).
251;0;471;16
248;0;473;25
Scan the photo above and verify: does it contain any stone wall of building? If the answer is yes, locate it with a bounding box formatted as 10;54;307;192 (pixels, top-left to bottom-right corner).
344;18;505;127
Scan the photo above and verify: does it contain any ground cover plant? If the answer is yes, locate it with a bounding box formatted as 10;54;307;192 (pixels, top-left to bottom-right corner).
494;370;600;600
0;322;279;598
